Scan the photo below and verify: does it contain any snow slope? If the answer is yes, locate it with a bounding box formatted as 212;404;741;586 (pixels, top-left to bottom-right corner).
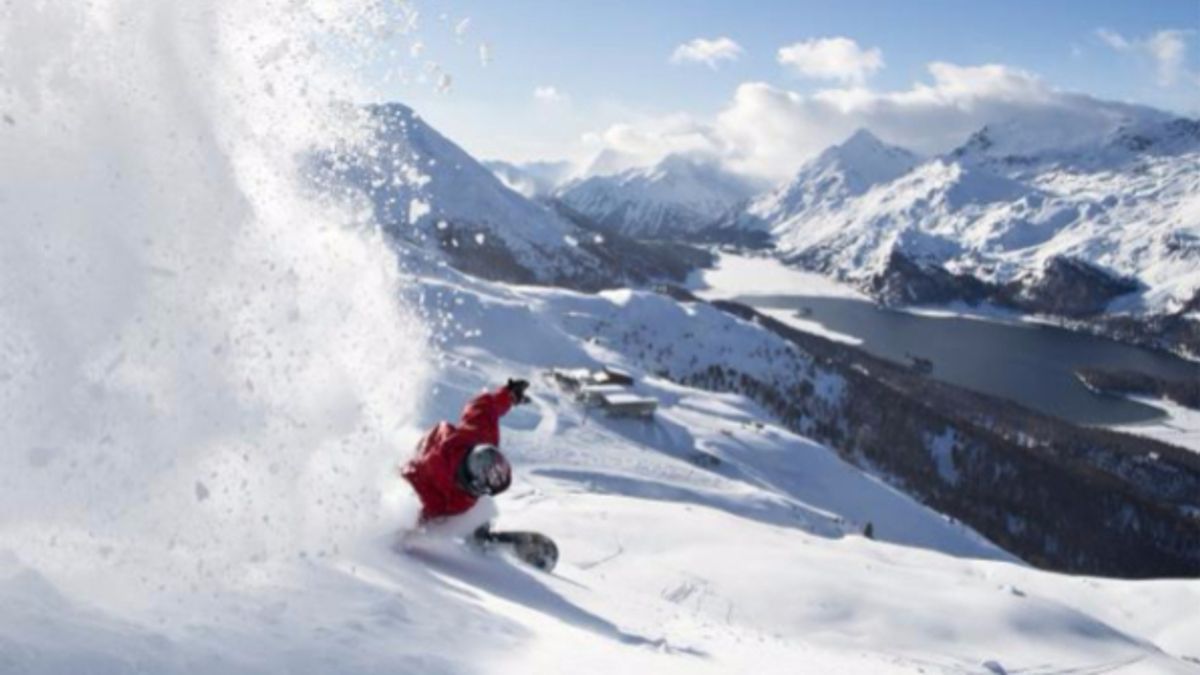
556;154;760;238
11;236;1200;672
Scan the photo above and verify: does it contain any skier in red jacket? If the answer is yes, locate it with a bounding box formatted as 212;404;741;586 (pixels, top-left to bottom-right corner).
402;378;529;523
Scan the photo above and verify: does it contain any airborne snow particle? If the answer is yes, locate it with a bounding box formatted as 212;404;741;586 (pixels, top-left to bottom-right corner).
195;481;210;502
474;233;486;245
478;42;492;67
409;198;431;224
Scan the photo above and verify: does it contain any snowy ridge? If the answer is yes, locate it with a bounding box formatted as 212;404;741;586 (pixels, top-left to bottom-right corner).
556;154;759;239
948;98;1171;164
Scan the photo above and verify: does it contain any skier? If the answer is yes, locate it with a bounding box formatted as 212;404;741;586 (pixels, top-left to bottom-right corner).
401;378;529;523
400;377;558;570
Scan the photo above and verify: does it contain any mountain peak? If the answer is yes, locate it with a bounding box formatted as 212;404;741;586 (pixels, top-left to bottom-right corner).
644;153;750;185
654;152;707;170
748;130;919;224
840;128;886;149
818;128;915;167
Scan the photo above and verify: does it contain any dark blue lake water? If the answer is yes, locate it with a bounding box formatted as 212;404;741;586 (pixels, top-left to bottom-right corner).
737;294;1200;425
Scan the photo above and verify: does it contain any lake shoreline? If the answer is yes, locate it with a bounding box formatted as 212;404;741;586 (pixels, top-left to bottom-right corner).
693;252;1200;365
694;253;1200;426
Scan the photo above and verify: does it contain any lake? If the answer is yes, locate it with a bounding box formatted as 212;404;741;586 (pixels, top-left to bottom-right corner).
735;294;1200;426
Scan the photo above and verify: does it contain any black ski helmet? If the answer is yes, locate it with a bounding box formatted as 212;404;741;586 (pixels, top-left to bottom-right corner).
459;444;512;497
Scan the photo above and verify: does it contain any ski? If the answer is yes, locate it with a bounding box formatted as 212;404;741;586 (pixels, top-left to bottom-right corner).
474;528;559;572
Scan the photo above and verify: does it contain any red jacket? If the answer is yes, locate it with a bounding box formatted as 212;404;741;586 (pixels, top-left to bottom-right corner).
402;387;514;521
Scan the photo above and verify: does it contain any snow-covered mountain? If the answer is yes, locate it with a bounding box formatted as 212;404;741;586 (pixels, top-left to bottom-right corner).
948;103;1176;169
327;104;604;286
555;154;760;239
484;159;573;198
744;113;1200;355
325;104;707;290
780;116;1199;306
747;129;921;226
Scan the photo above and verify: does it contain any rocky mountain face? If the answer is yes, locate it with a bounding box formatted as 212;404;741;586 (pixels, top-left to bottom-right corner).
319;104;711;291
554;154;760;239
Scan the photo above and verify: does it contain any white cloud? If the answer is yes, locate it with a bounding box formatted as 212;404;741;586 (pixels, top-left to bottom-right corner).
1096;27;1194;86
670;37;743;68
1095;28;1130;51
533;85;568;104
580;113;729;174
777;37;883;84
580;61;1153;182
1145;30;1190;86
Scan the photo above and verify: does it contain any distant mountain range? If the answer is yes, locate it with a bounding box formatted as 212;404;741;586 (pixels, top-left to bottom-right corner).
752;116;1200;358
552;154;762;239
321;104;710;291
325;100;1199;357
499;106;1199;356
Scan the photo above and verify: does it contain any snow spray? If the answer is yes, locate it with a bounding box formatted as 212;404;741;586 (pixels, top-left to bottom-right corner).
0;1;429;582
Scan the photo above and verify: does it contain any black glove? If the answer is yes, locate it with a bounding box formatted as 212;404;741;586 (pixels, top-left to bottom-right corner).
506;378;530;405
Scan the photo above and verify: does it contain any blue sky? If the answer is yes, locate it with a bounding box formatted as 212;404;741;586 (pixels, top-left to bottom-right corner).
378;1;1199;173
